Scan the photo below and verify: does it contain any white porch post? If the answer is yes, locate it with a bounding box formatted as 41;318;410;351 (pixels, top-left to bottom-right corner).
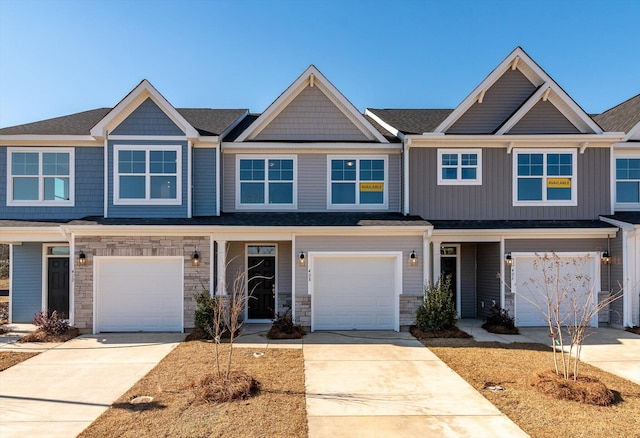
423;235;431;287
216;240;227;296
432;240;442;283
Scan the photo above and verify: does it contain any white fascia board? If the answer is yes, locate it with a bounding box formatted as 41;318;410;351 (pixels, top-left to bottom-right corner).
222;142;401;152
0;135;100;146
599;216;637;231
408;133;623;148
235;66;388;143
433;227;618;239
622;121;640;142
364;109;404;140
192;137;220;147
0;228;69;242
90;79;198;139
219;110;250;140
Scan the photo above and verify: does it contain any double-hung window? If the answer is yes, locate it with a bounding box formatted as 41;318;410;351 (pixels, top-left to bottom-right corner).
615;156;640;209
236;155;296;208
114;145;181;204
328;156;387;208
7;147;74;206
513;149;577;206
437;149;482;185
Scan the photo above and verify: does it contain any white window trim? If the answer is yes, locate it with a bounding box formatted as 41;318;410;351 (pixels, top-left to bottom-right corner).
512;148;577;207
437;149;482;185
326;155;389;210
7;147;75;207
614;151;640;211
235;155;298;210
113;144;182;205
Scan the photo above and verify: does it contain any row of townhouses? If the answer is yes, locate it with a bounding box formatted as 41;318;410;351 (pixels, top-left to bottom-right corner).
1;47;638;333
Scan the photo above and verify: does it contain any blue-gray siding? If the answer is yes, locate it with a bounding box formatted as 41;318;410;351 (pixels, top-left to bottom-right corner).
0;147;104;220
409;147;610;220
111;98;184;136
107;140;189;218
11;243;43;322
193;148;217;216
476;242;501;319
509;100;580;134
448;69;537;134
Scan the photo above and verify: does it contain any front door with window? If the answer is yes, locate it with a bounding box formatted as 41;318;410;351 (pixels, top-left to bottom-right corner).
48;257;69;316
247;245;276;319
440;245;458;313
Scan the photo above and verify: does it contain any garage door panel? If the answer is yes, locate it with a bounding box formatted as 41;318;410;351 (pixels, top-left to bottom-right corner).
312;255;398;331
96;258;183;332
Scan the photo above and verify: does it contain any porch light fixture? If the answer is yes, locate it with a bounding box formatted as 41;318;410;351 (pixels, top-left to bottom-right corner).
192;251;200;267
601;251;611;265
78;251;87;266
505;254;513;266
409;250;417;266
298;251;306;266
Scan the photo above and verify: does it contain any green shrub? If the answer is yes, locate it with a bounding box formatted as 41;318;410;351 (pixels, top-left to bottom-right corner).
415;274;457;331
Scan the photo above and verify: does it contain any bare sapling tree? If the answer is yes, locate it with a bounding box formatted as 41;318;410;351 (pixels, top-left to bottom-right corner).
512;252;622;380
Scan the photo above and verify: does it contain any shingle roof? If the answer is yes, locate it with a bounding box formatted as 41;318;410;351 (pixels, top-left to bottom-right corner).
428;220;615;230
366;109;453;135
601;213;640;225
593;93;640;133
0;108;248;137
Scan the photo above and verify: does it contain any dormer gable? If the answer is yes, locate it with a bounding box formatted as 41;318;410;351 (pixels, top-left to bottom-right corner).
235;65;388;143
91;79;198;139
435;47;602;135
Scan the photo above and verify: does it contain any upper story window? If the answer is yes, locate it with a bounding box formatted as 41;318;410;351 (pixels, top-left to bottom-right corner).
615;156;640;210
236;155;296;209
114;145;181;205
327;155;387;209
513;149;577;206
437;149;482;185
7;147;74;206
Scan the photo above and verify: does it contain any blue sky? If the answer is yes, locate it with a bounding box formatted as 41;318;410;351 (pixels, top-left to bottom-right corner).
0;0;638;128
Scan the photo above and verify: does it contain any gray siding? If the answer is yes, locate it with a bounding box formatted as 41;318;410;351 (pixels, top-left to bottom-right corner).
11;243;42;322
223;153;401;212
460;243;476;318
253;86;369;141
508;100;580;134
476;242;501;319
107;140;188;218
608;232;624;326
295;235;423;296
448;69;536;134
0;146;104;220
409;147;610;220
192;148;217;216
111;98;184;136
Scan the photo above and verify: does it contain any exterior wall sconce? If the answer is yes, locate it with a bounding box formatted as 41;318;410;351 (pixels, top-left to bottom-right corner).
601;251;611;265
192;251;200;267
409;250;417;266
298;251;306;266
505;254;513;266
77;251;87;266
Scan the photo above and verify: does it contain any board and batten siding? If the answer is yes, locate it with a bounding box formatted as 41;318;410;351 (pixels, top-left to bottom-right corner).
253;85;369;142
409;147;610;220
608;231;624;326
476;242;501;319
508;100;580;134
192;147;216;216
107;140;189;218
295;235;423;296
0;146;104;220
448;69;537;134
460;243;476;318
11;243;43;322
222;152;401;212
110;98;184;136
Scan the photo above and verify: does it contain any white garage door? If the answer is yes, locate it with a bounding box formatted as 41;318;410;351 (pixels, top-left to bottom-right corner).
311;254;399;331
95;257;183;332
513;252;600;327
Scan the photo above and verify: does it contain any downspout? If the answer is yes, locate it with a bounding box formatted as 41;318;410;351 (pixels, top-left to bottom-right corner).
103;131;109;218
187;140;192;218
403;138;411;215
216;143;221;216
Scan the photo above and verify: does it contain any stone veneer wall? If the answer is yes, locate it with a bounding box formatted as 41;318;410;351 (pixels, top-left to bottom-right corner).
74;235;210;331
295;295;311;329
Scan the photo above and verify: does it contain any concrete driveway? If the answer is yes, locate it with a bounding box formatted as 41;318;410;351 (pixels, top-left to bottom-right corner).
0;333;183;438
303;331;527;438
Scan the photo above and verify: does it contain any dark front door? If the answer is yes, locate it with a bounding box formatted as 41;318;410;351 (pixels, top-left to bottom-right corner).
440;257;457;309
247;256;275;319
48;257;69;316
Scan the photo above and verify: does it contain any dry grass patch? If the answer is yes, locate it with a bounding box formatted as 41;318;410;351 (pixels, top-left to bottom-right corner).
419;338;640;437
0;352;39;371
79;341;307;438
0;278;9;290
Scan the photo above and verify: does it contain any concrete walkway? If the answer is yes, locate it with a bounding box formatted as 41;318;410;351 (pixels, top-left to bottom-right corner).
458;319;640;385
0;333;183;438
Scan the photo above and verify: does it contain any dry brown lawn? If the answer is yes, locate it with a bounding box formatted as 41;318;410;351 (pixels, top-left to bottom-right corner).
420;338;640;437
79;341;307;438
0;278;9;290
0;352;39;371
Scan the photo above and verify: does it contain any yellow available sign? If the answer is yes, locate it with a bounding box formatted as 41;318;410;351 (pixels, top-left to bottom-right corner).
547;178;571;188
360;182;384;192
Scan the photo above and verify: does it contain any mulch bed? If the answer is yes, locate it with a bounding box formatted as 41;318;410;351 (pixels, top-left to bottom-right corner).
529;369;614;406
481;323;520;334
410;325;472;339
18;327;80;343
266;325;306;339
625;326;640;335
